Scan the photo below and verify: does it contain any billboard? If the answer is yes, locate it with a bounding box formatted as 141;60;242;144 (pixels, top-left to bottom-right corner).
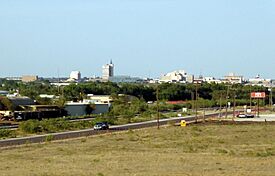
251;92;266;98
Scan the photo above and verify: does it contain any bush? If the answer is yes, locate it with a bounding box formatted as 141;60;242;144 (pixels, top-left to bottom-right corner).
19;120;42;133
45;134;54;142
0;129;16;138
19;118;94;134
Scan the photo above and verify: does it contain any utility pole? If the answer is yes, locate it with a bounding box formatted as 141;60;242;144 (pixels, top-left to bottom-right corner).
195;82;198;123
271;85;273;109
269;82;273;109
269;87;272;108
57;68;60;95
272;81;274;106
156;85;160;129
257;97;260;117
250;83;252;111
233;90;236;121
203;99;205;123
191;92;194;113
219;93;222;119
225;85;230;118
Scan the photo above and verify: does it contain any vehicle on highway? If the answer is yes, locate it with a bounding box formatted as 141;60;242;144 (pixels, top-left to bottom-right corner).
246;114;255;118
237;113;247;118
93;122;109;130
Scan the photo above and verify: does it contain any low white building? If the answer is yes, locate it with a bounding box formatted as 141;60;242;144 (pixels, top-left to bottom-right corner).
248;75;271;86
86;94;112;103
223;73;244;84
159;70;187;83
203;77;222;84
39;94;57;99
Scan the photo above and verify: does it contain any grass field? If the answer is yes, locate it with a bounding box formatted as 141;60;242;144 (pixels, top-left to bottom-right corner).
1;122;275;176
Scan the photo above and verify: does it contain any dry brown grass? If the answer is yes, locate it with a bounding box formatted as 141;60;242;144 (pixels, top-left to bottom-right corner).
1;123;275;176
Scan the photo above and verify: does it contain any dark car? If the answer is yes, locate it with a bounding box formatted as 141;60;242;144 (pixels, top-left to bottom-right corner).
93;122;109;130
246;114;255;118
237;113;255;118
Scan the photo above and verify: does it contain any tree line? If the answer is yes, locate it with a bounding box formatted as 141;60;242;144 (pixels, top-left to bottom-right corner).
0;79;273;108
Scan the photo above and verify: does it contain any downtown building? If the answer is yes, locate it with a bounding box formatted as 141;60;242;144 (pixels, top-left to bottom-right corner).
102;60;114;80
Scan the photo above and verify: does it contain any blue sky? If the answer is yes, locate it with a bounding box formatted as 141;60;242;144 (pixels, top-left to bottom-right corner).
0;0;275;78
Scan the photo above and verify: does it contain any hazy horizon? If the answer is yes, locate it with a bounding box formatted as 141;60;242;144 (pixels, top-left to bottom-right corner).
1;0;275;79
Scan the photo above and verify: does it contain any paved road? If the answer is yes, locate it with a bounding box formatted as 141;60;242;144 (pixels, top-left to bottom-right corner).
0;112;222;148
234;114;275;122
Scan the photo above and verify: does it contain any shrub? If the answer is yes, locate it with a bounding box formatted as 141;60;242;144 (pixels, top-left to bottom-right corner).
19;120;42;133
0;129;16;138
19;118;95;134
45;135;54;142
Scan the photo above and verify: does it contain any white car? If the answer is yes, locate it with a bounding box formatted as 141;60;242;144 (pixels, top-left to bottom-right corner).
93;122;109;130
237;113;246;118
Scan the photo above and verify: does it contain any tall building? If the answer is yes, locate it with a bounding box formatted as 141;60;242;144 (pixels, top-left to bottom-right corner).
70;71;81;80
102;60;114;80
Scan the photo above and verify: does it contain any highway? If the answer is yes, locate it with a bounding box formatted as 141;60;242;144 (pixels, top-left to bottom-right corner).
0;112;224;148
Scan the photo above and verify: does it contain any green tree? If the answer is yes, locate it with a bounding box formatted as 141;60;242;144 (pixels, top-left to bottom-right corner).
0;97;14;111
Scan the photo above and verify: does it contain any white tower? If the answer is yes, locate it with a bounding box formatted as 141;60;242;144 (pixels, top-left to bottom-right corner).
102;60;114;80
70;71;81;80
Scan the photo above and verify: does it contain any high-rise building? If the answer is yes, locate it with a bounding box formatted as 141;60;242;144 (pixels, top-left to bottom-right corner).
70;71;81;80
102;60;114;80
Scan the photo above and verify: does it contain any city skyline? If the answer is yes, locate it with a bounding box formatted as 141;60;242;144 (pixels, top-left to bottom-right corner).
0;0;275;78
